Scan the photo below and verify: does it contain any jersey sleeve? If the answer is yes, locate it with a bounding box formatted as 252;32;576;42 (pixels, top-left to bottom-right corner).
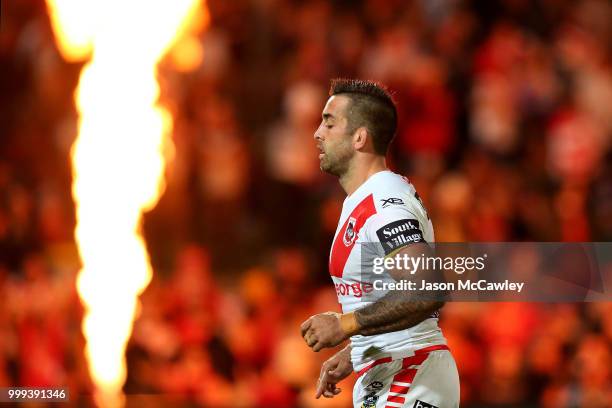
362;206;427;256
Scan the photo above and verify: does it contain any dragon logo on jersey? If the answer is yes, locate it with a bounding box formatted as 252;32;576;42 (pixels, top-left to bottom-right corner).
361;393;379;408
343;217;358;246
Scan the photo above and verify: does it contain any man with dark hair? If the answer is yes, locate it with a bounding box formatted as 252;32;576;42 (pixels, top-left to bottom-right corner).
327;78;398;156
301;79;459;407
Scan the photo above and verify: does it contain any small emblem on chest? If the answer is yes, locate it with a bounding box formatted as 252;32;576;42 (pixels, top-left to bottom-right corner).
343;217;358;246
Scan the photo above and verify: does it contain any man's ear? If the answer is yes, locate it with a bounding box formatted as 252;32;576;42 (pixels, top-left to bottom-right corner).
353;127;369;150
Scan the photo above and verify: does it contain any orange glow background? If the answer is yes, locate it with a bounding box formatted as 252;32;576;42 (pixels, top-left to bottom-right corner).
0;0;611;407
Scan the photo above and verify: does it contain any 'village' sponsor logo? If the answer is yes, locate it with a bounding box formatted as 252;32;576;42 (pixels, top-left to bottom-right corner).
376;219;424;254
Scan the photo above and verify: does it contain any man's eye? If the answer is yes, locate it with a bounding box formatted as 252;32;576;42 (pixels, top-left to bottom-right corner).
326;124;333;129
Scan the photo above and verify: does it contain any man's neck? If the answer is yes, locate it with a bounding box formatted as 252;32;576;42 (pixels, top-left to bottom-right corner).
339;156;387;196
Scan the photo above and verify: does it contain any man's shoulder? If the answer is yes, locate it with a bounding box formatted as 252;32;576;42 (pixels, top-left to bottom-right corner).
360;172;433;243
367;172;418;213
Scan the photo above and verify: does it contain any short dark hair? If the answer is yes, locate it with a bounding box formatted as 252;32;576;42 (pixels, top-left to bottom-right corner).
329;78;397;155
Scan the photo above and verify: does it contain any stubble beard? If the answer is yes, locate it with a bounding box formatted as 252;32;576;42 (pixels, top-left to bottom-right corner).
320;146;353;178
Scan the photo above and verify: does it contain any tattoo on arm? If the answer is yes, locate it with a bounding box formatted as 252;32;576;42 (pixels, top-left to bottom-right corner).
354;290;443;334
354;242;444;334
356;297;443;335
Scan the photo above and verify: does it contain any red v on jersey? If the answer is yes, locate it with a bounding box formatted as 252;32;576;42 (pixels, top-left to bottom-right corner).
329;194;377;278
326;171;447;377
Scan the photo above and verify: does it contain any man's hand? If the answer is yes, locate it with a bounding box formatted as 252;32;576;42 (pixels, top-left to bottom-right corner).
300;312;349;352
316;345;353;399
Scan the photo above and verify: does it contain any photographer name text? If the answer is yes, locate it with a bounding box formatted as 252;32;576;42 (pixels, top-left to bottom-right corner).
374;279;525;293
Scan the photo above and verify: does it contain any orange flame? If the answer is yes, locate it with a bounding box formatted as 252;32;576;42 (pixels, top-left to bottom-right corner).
45;1;207;406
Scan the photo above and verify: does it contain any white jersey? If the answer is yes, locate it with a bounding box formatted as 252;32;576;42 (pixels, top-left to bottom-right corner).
329;170;447;372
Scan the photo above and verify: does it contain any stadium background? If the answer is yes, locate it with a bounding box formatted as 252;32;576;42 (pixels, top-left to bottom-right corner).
1;0;611;406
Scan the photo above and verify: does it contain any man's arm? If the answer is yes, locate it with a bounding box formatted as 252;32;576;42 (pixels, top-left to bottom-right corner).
342;242;442;336
315;344;352;399
302;242;442;351
357;304;439;336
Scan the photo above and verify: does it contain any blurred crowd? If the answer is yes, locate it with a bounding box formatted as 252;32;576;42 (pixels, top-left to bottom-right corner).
1;0;612;406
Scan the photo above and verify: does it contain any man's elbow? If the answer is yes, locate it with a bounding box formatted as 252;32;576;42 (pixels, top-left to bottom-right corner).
428;300;445;313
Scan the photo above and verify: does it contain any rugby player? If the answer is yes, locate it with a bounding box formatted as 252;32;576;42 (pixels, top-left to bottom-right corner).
301;79;459;408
